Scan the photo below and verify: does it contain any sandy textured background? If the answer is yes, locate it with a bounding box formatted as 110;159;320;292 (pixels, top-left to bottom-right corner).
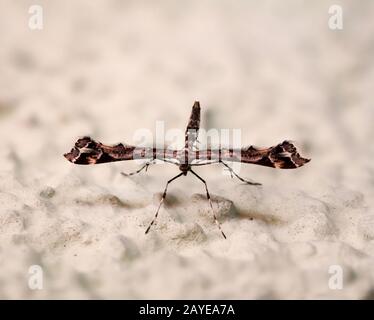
1;0;374;299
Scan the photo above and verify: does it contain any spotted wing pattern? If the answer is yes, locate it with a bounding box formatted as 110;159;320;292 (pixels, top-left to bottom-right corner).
240;140;310;169
64;136;135;165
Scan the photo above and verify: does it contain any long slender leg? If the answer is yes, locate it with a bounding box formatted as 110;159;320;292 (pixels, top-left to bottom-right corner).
190;160;220;166
121;161;153;177
189;169;226;239
121;159;180;177
145;172;184;234
160;158;180;166
220;161;261;186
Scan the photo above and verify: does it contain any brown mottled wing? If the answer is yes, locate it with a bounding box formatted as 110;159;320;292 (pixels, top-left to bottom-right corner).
185;101;200;148
240;141;310;169
64;136;136;165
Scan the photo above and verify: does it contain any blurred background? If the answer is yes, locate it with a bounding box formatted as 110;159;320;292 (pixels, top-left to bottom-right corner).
1;0;373;192
1;0;374;299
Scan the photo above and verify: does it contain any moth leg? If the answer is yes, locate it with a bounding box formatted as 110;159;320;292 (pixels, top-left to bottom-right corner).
190;160;219;166
145;172;184;234
189;169;227;239
160;159;180;166
223;167;234;179
220;161;262;186
193;139;200;151
121;160;154;177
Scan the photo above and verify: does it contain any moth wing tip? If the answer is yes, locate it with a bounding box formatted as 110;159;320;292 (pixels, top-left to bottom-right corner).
64;147;79;163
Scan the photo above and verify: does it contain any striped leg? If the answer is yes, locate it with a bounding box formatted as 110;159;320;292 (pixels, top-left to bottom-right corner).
189;169;227;239
121;161;153;177
145;172;184;234
220;161;261;186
